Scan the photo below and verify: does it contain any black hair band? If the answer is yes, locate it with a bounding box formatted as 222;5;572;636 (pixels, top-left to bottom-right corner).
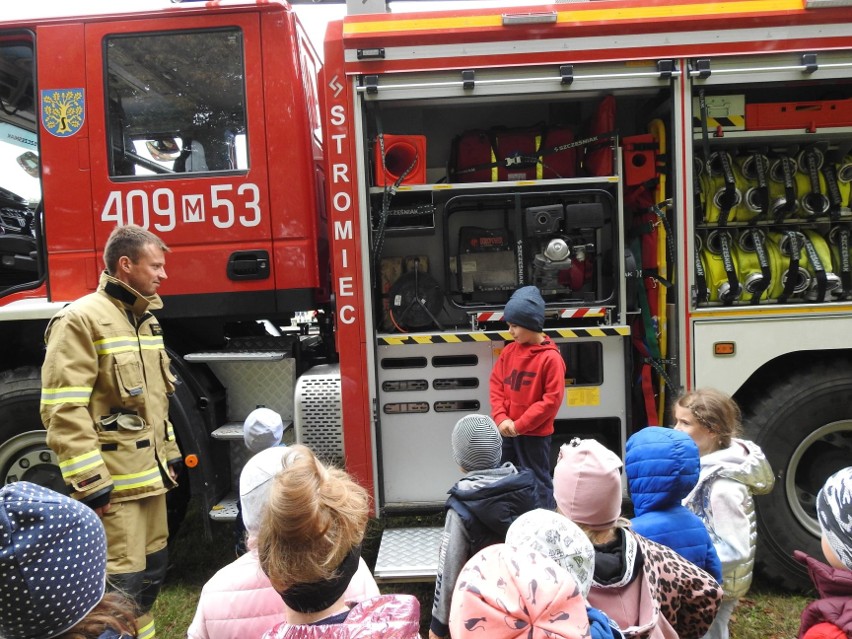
280;545;361;613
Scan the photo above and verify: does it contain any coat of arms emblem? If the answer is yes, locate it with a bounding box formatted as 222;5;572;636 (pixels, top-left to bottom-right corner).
41;89;85;137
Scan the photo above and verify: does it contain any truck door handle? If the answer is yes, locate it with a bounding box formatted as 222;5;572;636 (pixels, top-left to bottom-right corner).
227;250;270;281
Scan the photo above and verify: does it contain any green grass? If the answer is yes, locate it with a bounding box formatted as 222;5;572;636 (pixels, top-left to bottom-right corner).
154;499;811;639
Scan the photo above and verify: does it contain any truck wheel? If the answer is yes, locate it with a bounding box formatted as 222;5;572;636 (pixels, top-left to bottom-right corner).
0;367;64;493
743;359;852;591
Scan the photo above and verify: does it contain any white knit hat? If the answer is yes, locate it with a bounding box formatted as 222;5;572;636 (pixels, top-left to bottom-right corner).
243;407;285;454
239;446;303;535
452;414;503;472
0;482;107;639
506;508;596;598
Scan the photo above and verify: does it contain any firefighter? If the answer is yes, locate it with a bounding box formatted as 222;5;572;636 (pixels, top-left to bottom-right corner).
40;224;183;639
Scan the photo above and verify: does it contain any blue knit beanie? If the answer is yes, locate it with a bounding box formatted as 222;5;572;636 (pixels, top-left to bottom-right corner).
504;286;545;332
0;482;107;639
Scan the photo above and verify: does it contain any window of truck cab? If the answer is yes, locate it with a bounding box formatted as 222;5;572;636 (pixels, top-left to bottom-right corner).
104;28;248;178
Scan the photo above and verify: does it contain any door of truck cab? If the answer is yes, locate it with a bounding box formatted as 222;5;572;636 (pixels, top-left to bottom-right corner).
83;12;275;316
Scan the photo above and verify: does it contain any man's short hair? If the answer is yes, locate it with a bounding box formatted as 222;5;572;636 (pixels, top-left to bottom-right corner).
103;224;169;275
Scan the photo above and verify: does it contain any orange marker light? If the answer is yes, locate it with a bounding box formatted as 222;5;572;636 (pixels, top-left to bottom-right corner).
184;454;199;468
714;342;735;356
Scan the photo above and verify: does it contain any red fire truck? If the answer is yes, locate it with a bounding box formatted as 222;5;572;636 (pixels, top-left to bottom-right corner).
319;0;852;589
1;0;852;592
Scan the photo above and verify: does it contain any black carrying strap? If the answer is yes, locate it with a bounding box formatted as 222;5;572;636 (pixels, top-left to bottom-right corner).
802;147;828;219
822;160;844;220
777;231;801;304
750;152;770;222
448;129;617;179
715;151;737;228
698;89;712;174
718;232;741;305
748;230;772;305
695;244;709;305
801;233;828;302
837;227;852;298
777;155;798;223
652;202;676;284
373;117;418;272
696;89;737;227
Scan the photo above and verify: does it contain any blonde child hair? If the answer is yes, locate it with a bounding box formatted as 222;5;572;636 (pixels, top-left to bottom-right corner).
256;445;369;591
675;387;742;449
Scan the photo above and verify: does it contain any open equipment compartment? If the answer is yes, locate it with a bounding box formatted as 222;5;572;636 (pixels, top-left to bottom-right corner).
442;187;616;309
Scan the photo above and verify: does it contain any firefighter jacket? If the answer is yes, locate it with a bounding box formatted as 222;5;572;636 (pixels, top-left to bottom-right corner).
41;272;182;507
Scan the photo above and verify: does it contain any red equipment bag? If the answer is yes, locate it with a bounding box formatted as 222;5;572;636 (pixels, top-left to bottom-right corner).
448;125;578;183
448;130;495;183
538;127;577;180
583;95;616;177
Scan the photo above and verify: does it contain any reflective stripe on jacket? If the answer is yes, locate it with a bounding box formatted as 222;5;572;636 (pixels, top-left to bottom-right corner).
41;272;182;504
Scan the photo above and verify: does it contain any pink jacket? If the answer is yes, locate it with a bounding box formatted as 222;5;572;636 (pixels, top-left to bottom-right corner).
587;532;721;639
261;595;420;639
187;550;380;639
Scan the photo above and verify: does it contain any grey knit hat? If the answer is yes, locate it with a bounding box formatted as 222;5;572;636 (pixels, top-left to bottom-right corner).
504;286;545;332
452;414;503;471
0;482;107;639
817;466;852;570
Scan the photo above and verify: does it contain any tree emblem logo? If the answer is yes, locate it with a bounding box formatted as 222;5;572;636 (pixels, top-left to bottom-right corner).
41;89;85;137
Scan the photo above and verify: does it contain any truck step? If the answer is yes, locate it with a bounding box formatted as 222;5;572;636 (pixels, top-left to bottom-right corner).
373;527;442;583
184;351;287;363
209;493;239;522
211;420;294;440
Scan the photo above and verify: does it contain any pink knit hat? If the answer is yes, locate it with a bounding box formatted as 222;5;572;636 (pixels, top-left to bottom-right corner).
553;438;623;531
449;543;589;639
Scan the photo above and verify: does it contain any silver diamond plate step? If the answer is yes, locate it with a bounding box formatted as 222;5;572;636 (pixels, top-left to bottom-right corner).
209;493;239;522
212;420;294;440
374;527;442;583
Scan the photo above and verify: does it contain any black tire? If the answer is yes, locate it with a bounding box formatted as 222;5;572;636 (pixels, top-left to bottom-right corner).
742;359;852;592
0;367;65;493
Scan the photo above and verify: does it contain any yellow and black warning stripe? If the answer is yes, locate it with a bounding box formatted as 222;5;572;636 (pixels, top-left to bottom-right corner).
692;116;746;129
377;326;629;345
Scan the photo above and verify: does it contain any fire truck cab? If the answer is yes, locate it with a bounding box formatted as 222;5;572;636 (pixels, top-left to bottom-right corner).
0;0;332;531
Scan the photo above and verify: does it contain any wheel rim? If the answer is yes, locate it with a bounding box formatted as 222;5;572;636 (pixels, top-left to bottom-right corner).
0;430;64;493
785;419;852;537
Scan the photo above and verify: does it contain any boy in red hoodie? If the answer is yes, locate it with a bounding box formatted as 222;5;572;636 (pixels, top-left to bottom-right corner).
489;285;566;509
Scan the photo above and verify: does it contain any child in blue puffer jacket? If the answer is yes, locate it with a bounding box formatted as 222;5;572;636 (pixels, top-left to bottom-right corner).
625;426;723;583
